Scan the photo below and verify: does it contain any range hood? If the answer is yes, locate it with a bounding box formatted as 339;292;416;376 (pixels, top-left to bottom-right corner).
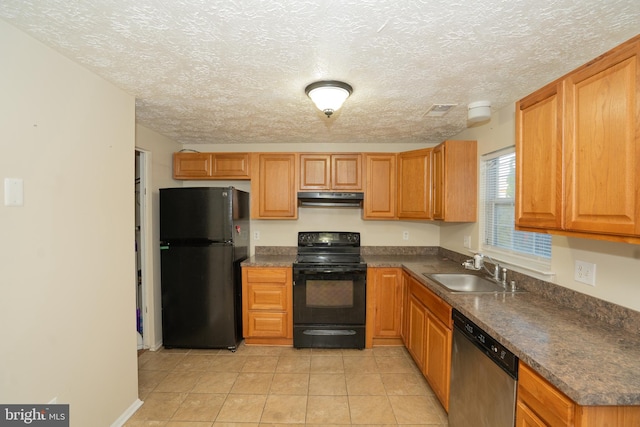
297;191;364;208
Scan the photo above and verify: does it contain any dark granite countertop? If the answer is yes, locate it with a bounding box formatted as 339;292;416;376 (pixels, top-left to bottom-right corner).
242;251;640;406
401;257;640;407
242;254;296;267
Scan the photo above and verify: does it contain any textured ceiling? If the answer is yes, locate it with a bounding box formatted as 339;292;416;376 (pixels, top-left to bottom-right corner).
1;1;638;145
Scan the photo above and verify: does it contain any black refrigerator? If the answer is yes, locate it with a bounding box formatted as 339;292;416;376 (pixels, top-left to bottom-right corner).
160;187;250;351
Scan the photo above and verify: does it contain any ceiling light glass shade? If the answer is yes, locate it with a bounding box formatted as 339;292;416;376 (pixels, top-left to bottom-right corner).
305;80;353;117
468;101;492;122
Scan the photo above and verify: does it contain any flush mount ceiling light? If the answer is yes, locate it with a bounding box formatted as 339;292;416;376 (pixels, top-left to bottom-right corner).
305;80;353;118
468;101;492;122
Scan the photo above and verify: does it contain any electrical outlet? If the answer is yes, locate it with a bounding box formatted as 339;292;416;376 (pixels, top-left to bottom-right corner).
463;235;471;248
574;260;596;286
402;231;409;240
253;231;260;241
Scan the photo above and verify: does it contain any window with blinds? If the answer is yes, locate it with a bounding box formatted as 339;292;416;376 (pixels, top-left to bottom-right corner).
481;148;552;262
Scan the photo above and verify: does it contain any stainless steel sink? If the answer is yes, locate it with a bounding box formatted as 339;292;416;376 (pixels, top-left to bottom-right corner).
424;273;513;293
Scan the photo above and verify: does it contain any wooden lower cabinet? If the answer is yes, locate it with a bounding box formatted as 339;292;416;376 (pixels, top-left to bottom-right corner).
241;266;293;345
425;311;451;409
404;274;452;411
516;362;640;427
366;267;404;347
406;293;428;371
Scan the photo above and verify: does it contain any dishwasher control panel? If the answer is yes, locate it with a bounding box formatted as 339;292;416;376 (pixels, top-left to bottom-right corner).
452;309;518;379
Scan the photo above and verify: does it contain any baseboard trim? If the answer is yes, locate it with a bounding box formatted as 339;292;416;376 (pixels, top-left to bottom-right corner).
110;398;143;427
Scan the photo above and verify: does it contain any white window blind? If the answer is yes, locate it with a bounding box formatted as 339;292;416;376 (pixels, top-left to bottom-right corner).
480;148;552;263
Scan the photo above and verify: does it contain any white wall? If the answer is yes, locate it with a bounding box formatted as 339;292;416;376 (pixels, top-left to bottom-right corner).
441;104;640;312
182;142;441;253
0;19;139;425
135;125;180;350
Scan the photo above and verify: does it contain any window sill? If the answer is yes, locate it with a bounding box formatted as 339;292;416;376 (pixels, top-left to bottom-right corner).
473;249;555;282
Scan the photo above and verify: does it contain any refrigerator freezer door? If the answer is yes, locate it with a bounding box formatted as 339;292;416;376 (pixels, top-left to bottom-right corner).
161;244;241;349
160;187;233;242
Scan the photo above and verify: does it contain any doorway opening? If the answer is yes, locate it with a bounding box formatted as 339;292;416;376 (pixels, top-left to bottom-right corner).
135;149;150;350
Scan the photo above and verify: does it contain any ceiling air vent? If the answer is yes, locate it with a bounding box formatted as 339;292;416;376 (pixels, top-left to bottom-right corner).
425;104;457;117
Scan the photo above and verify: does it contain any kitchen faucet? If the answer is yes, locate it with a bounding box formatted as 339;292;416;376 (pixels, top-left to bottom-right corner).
464;254;511;289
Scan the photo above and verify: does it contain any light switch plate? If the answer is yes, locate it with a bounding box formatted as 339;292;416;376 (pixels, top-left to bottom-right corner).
4;178;24;206
575;260;596;286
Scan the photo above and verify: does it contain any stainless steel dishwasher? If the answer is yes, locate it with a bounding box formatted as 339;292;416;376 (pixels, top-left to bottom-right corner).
448;309;519;427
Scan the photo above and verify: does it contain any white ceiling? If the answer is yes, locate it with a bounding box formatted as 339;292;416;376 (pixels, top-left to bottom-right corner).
1;1;638;146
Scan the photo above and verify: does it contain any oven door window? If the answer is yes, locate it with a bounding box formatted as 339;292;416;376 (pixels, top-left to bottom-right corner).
294;270;366;325
306;280;353;308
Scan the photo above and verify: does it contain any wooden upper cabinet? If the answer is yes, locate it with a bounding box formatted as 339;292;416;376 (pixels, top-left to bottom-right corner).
299;153;362;191
564;39;640;236
173;152;250;179
299;154;330;190
516;35;640;242
363;153;396;219
211;153;251;178
516;82;564;230
397;148;432;219
250;153;297;219
332;154;362;190
432;140;477;222
173;152;212;178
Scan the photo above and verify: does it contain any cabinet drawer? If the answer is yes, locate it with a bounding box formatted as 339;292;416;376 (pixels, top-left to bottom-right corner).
246;312;289;337
518;363;575;426
409;278;452;328
246;283;288;310
245;268;289;283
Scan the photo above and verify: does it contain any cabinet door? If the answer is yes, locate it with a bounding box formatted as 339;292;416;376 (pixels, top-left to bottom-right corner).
406;294;427;372
516;401;548;427
332;154;362;190
363;153;396;219
564;40;640;236
434;140;478;222
173;152;212;178
211;153;250;179
299;154;331;190
425;312;452;411
251;153;297;219
372;268;403;338
515;82;564;230
398;148;432;219
431;145;445;220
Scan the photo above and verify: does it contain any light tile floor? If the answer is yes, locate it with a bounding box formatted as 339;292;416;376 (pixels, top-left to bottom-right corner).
127;343;449;426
